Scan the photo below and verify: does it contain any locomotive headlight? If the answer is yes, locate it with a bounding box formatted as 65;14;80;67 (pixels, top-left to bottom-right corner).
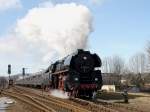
74;77;79;81
83;56;87;60
95;78;98;81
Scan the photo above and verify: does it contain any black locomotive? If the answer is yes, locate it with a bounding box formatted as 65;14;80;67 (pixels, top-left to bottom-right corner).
46;49;102;98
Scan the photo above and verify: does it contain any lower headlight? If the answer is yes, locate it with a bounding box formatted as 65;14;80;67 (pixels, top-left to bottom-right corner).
95;78;98;81
74;77;79;81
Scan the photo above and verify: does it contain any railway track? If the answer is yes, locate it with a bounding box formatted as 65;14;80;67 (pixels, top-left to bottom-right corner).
4;86;144;112
12;86;120;112
3;87;90;112
2;91;55;112
70;98;119;112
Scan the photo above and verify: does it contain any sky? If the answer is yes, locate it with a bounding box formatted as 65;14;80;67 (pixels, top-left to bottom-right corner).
0;0;150;75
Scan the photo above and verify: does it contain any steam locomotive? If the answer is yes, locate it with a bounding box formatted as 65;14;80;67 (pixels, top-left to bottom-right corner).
46;49;102;97
16;49;102;98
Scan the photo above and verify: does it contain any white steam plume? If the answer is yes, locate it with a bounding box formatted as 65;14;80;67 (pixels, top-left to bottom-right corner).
0;2;92;72
15;3;92;62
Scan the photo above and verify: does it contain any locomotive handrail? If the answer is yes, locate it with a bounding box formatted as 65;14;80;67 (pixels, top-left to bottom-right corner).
51;69;68;75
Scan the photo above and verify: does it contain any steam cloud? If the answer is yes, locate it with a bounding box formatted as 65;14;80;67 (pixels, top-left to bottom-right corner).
0;2;92;72
15;3;92;62
50;89;69;99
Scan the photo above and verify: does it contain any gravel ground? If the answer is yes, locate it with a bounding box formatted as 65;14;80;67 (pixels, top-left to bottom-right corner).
0;95;40;112
99;92;150;112
127;94;150;112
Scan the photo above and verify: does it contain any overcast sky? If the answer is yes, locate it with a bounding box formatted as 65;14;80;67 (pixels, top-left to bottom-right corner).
0;0;150;76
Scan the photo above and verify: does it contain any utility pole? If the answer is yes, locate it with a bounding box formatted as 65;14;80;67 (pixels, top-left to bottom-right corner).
8;64;11;79
8;64;11;87
22;68;25;84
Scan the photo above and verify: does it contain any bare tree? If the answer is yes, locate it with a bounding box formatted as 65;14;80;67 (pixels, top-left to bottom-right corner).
102;57;113;73
129;53;147;74
112;56;124;74
130;73;144;88
102;56;124;74
121;65;131;74
147;41;150;57
146;41;150;72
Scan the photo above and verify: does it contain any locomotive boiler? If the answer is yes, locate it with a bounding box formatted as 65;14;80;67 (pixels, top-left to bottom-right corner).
46;49;102;98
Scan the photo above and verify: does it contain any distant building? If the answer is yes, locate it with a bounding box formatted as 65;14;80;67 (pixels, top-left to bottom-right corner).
102;73;121;85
